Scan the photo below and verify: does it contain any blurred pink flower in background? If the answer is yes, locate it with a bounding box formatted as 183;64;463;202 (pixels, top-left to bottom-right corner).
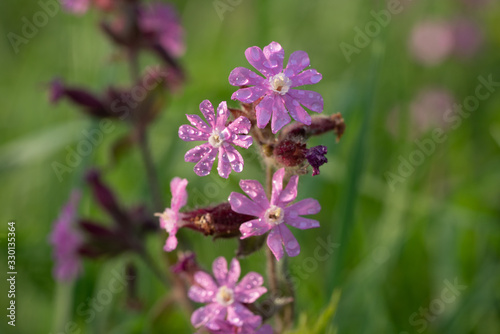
387;87;456;137
452;18;483;59
410;87;456;133
462;0;491;8
62;0;90;14
49;190;83;282
409;20;455;66
138;2;186;58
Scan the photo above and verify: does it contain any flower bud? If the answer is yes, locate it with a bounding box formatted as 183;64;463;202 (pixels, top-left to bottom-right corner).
181;202;253;239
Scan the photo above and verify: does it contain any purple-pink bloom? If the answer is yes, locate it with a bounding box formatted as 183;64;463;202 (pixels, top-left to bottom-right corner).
49;190;83;282
138;2;186;58
155;177;188;252
229;168;321;261
409;20;454;66
229;41;324;133
61;0;90;14
189;257;267;330
179;100;253;178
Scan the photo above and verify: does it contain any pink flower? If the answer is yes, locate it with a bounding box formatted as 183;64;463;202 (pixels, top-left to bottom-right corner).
409;20;454;66
179;100;253;178
452;19;483;59
229;41;324;133
138;2;186;58
61;0;90;14
189;257;267;330
229;168;321;261
49;190;83;282
155;177;188;252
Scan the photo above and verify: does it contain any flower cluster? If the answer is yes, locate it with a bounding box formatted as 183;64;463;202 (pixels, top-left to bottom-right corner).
153;41;344;332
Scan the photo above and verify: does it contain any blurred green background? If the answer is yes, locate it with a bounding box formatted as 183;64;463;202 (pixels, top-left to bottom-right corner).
1;0;500;333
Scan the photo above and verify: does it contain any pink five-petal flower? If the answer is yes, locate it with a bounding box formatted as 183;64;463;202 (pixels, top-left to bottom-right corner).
155;177;188;252
179;100;253;178
229;41;324;133
49;190;83;282
188;257;267;330
229;168;321;261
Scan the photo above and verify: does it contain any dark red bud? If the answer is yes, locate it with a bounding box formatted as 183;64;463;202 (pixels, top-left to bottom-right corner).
280;113;345;142
273;139;307;167
182;202;253;239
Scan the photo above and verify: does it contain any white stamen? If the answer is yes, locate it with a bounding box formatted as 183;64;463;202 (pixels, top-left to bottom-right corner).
215;286;235;306
265;206;285;226
269;73;291;95
208;131;223;148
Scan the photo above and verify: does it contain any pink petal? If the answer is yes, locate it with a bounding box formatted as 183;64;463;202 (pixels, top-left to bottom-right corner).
270;168;285;206
271;95;291;134
229;67;265;86
231;86;268;104
193;147;217;176
267;228;284;261
212;257;228;286
255;94;274;129
191;303;223;328
262;41;285;76
286;216;320;230
240;219;272;238
227;302;255;327
199;100;216;128
244;46;274;77
286;198;321;216
215;101;229;131
194;271;218;291
288;89;324;113
231;135;253;149
236;272;264;291
186;114;212;133
164;232;178;252
227;116;251;134
229;193;265;217
291;69;322;87
217;147;232;179
227;258;241;288
224;144;244;173
278;224;301;257
258;324;274;334
235;286;267;304
284;50;310;77
170;177;188;211
239;180;269;210
188;285;216;303
278;175;298;206
283;94;312;125
185;143;213;163
179;124;210;141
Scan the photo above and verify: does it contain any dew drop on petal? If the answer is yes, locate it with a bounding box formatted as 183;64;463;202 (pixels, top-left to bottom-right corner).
251;48;260;61
311;74;322;84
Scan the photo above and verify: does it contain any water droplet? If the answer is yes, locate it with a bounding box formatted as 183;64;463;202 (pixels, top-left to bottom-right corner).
311;74;321;84
251;48;260;61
